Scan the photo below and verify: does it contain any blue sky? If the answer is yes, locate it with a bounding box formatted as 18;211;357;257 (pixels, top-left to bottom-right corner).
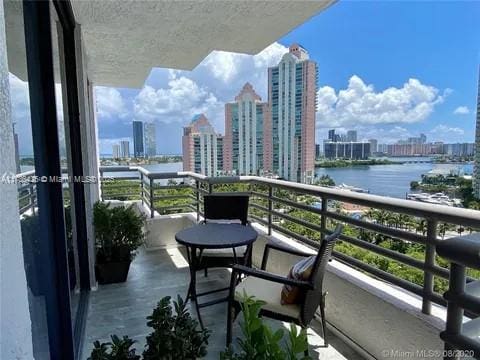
10;1;480;156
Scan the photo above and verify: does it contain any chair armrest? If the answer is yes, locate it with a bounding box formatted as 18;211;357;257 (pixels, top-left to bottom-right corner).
231;264;313;290
261;240;312;270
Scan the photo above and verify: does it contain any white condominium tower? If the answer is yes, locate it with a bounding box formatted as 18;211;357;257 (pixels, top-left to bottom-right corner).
144;122;156;157
268;44;317;183
182;114;223;177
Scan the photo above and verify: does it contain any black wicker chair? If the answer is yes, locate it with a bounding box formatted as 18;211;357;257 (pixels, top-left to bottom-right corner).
198;194;251;275
226;224;343;349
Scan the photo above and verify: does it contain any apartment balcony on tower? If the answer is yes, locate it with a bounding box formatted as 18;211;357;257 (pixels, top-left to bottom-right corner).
1;1;480;360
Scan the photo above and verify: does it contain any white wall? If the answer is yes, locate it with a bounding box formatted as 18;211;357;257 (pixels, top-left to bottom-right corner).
0;0;34;357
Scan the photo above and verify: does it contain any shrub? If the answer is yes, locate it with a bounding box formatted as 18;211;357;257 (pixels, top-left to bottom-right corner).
221;294;310;360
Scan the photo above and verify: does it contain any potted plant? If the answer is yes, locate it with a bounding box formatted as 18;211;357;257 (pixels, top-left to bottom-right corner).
88;295;210;360
93;202;145;284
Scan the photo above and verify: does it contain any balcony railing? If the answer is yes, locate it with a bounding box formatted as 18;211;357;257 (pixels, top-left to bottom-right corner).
99;166;480;322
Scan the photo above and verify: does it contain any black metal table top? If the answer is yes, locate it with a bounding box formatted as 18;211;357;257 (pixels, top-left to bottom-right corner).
175;223;258;249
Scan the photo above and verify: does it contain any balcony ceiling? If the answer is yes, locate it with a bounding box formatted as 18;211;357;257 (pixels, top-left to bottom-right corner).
70;0;336;88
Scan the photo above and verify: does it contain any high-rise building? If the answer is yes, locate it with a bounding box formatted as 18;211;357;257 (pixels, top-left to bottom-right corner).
474;69;480;198
182;114;223;176
369;139;378;153
223;83;270;175
112;144;121;159
144;122;156;157
328;129;336;142
120;140;130;158
268;43;317;183
132;120;144;158
315;144;321;159
346;130;357;142
324;141;371;160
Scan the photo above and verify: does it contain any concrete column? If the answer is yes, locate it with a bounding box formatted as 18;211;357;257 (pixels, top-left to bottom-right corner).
0;1;34;357
75;24;99;288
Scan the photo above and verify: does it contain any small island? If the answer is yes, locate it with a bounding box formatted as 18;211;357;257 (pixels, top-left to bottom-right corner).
315;158;400;168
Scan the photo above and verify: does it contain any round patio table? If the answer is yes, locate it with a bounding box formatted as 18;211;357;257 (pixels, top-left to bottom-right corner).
175;223;258;328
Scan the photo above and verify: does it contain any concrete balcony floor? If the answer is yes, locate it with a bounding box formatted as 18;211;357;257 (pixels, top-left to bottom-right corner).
81;247;363;360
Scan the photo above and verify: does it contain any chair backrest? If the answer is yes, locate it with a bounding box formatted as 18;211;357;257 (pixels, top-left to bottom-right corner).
203;193;249;225
301;224;343;325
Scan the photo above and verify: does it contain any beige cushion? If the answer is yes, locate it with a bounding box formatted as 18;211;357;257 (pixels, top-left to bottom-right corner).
281;256;315;305
235;276;300;319
202;246;247;257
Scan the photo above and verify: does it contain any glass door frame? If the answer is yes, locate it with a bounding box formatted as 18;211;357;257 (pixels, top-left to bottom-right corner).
23;0;90;358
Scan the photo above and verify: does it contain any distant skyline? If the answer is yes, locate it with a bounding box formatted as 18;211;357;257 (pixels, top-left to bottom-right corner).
9;1;480;156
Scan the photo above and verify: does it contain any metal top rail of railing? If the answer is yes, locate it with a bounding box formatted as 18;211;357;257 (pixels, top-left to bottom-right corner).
99;166;480;318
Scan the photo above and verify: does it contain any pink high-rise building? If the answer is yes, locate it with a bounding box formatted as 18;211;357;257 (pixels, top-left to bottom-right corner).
223;83;271;175
182;114;223;176
268;44;317;183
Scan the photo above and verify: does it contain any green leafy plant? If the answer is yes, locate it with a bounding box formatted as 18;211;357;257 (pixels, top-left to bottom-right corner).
93;202;145;263
88;296;209;360
143;295;210;359
221;293;310;360
88;335;140;360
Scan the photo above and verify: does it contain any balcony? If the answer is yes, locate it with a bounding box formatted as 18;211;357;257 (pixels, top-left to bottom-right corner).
75;166;480;358
81;247;361;359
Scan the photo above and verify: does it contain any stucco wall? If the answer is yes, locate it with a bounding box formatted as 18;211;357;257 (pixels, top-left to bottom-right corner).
0;1;34;357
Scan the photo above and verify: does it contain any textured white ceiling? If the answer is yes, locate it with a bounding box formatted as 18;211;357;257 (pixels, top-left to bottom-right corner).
71;0;336;88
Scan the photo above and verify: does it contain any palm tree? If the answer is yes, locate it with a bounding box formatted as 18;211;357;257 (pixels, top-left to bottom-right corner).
415;219;427;236
438;223;451;240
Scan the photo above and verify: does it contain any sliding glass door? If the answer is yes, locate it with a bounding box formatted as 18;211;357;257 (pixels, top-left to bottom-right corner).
5;1;89;358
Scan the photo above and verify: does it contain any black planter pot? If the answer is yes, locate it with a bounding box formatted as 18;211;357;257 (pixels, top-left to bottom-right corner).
95;260;131;284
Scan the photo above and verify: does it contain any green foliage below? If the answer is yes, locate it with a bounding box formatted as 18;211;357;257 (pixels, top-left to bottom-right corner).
221;293;310;360
88;296;209;360
89;335;140;360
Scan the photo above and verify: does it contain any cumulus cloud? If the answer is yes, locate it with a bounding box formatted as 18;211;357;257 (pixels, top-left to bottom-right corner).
429;124;465;142
133;75;223;128
95;87;129;120
316;75;449;128
453;106;470;115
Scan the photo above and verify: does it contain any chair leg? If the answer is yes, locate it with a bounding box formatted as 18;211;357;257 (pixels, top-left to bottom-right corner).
320;299;328;347
302;325;309;357
204;268;208;277
226;300;233;346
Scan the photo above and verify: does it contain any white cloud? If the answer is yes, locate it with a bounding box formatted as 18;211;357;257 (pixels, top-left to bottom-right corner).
95;87;129;120
316;75;449;128
453;106;470;115
428;124;465;142
133;75;223;129
134;42;288;133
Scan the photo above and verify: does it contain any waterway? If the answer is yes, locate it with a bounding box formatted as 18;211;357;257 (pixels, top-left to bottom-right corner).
22;158;473;200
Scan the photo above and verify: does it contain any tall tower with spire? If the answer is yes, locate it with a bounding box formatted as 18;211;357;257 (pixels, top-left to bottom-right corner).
268;44;317;183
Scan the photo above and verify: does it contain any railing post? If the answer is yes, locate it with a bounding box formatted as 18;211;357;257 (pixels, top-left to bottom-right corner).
423;219;437;314
443;263;466;360
100;169;104;201
196;180;200;222
320;196;327;241
140;172;144;206
149;177;154;218
208;183;213;194
267;185;272;235
29;182;36;215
